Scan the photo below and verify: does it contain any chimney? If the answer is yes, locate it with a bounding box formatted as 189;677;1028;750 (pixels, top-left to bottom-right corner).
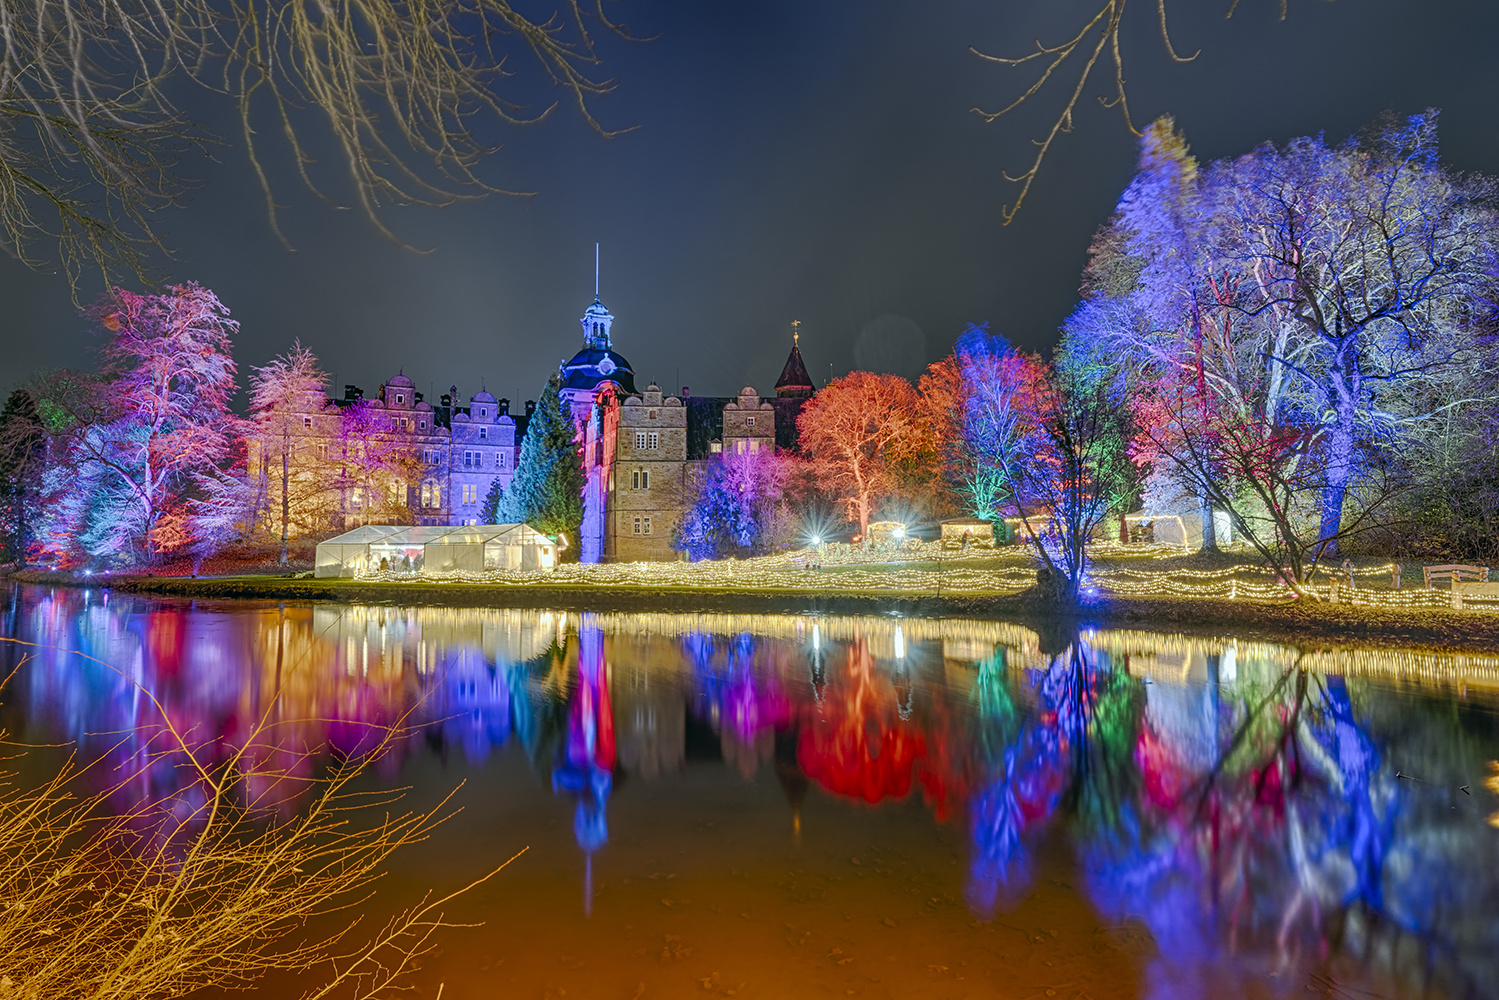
498;398;510;415
525;400;536;418
439;392;452;408
681;385;691;400
344;384;363;401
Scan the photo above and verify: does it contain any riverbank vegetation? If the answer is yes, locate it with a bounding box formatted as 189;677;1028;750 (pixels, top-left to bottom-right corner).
0;639;512;999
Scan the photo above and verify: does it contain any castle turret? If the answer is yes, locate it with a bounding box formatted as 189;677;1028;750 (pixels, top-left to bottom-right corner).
775;323;816;398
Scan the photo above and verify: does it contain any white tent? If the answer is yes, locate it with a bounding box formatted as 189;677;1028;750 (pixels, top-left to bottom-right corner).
423;524;557;573
314;525;407;578
315;524;558;578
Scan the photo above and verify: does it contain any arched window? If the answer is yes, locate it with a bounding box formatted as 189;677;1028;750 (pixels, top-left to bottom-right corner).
421;479;440;508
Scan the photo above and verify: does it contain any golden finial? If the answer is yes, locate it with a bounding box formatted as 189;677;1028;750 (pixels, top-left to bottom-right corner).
790;319;800;345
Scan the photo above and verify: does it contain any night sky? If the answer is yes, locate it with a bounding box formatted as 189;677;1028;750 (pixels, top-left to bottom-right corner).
4;0;1499;407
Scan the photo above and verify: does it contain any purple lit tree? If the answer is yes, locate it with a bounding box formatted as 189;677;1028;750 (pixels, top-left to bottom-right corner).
672;450;790;560
36;283;243;565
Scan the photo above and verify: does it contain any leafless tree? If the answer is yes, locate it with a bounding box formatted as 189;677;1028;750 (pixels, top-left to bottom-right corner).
0;0;633;286
0;636;518;999
971;1;1321;223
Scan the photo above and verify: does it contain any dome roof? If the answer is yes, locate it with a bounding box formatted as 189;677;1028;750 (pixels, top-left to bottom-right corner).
561;345;638;396
387;373;415;388
471;390;496;404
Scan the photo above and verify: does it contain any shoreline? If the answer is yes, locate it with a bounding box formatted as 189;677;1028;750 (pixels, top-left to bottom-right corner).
8;569;1499;653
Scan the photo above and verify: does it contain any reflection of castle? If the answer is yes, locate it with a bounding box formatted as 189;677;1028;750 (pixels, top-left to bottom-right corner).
251;287;817;559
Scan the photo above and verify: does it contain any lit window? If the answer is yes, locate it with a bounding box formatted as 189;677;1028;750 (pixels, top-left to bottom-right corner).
635;432;647;449
421;480;441;508
736;440;747;455
648;432;658;449
749;440;760;455
643;516;652;535
462;484;476;505
746;416;755;427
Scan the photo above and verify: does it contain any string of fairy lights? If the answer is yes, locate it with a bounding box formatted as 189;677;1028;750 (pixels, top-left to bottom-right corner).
349;541;1496;612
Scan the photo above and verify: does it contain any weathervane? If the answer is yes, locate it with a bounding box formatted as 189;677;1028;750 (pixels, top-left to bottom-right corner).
791;319;800;345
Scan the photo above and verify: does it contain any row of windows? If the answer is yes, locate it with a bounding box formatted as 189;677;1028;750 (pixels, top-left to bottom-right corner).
462;450;508;469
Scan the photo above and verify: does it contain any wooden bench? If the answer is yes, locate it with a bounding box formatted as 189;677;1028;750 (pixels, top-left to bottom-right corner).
1424;564;1489;589
1452;581;1499;610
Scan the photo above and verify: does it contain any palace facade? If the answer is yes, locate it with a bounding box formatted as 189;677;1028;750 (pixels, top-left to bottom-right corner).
250;290;815;561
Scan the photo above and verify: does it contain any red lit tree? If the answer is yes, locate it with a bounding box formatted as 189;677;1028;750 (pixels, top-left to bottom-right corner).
796;371;921;538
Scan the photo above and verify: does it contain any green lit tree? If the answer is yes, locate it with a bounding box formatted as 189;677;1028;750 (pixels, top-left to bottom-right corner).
496;373;584;544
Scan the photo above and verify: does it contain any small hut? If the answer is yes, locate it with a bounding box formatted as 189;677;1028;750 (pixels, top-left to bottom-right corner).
939;518;995;550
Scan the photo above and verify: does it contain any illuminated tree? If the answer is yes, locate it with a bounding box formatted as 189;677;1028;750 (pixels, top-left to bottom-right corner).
796;371;921;538
247;341;334;560
35;283;242;565
0;0;631;283
1066;114;1499;573
673;450;789;560
332;398;421;528
920;324;1050;522
496;372;584;540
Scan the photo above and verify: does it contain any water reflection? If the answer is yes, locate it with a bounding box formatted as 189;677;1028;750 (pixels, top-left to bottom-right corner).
3;584;1498;998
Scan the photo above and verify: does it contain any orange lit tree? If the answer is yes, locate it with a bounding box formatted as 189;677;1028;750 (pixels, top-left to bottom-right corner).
796;371;922;539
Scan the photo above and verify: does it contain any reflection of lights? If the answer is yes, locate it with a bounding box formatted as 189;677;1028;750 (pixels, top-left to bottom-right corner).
812;622;821;652
894;624;905;660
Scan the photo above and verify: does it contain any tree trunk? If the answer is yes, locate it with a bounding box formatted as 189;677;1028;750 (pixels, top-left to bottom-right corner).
1318;368;1359;559
279;440;290;564
1199;488;1217;552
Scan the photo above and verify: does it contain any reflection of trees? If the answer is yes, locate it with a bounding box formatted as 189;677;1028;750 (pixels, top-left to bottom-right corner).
797;637;926;804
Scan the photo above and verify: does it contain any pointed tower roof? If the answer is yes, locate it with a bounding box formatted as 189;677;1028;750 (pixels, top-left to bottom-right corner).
774;322;815;398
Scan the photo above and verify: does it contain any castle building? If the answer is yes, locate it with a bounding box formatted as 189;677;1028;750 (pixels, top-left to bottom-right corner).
248;288;814;561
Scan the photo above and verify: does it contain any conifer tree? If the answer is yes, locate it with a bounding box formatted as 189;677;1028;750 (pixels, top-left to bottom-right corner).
496;372;584;542
482;475;503;524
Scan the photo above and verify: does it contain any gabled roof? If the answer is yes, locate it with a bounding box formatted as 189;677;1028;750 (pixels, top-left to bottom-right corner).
775;340;815;397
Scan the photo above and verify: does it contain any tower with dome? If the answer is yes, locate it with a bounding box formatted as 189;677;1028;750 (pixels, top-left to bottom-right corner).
244;274;819;561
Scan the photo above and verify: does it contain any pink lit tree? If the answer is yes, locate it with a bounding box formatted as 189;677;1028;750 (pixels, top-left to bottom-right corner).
39;283;243;565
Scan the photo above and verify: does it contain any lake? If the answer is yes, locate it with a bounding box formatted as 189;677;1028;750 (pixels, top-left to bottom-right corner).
2;582;1496;999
